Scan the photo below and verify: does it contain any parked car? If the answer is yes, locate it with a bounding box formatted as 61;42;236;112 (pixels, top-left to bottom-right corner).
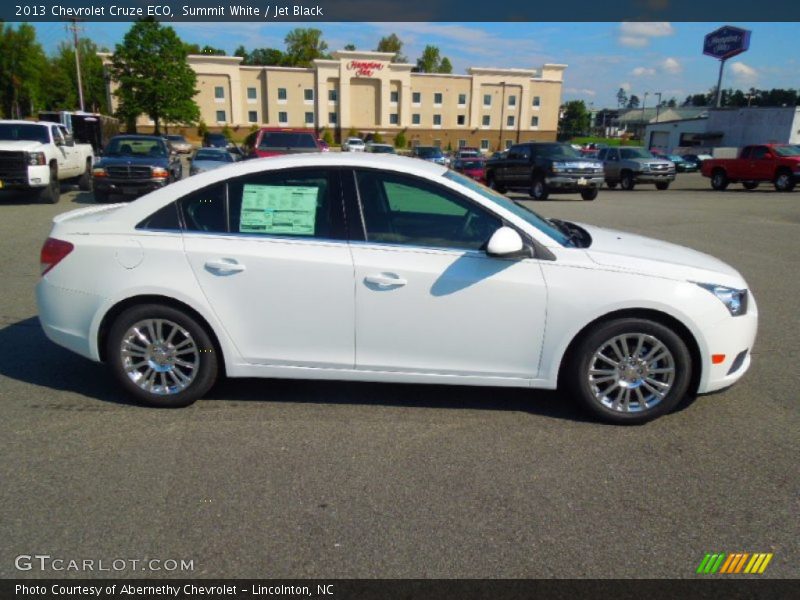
92;135;182;202
317;139;330;152
484;142;604;200
681;153;713;169
665;154;698;173
701;144;800;192
189;148;236;176
203;133;232;149
243;128;322;158
452;157;486;182
456;147;480;159
0;120;94;203
597;146;676;190
412;146;449;166
365;143;396;154
164;134;193;154
581;142;607;155
36;153;757;424
342;137;366;152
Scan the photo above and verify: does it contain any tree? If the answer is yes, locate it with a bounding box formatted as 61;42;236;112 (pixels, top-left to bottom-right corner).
415;45;453;74
284;28;329;67
616;87;628;109
200;45;226;56
558;100;590;139
667;97;677;108
110;19;199;134
343;43;356;51
627;94;640;109
376;33;407;63
43;38;109;113
394;130;407;149
439;57;453;74
0;23;48;118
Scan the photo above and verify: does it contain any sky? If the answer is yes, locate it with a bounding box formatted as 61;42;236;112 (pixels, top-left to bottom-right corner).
32;21;800;108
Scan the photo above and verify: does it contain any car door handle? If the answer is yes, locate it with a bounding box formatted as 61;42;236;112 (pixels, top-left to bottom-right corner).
364;273;407;287
205;259;246;275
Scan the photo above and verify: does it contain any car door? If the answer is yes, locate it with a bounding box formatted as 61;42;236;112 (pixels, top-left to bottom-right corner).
509;145;532;186
749;146;772;180
181;167;356;368
57;125;82;177
348;168;548;380
604;147;621;180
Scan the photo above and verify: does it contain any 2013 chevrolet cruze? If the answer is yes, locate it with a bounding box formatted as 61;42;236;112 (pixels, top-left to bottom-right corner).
36;154;757;424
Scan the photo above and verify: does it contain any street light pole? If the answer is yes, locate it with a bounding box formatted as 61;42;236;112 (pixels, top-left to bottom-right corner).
641;92;649;141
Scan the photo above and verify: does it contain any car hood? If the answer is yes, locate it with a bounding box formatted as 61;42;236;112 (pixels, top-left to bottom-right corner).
579;223;745;287
97;155;169;167
190;160;229;171
0;140;45;152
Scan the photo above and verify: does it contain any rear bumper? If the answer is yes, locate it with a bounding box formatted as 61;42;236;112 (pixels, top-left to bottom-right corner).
36;278;104;361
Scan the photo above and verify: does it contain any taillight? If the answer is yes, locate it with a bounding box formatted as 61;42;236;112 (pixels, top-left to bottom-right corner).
40;238;74;276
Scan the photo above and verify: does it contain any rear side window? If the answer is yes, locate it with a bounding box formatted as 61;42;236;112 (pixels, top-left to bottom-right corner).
180;184;228;233
137;202;181;231
257;132;318;150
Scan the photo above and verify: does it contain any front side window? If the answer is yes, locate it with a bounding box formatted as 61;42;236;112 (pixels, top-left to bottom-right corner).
355;169;501;251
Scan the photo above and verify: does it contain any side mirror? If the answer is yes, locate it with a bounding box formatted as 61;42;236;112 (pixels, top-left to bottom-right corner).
486;226;526;258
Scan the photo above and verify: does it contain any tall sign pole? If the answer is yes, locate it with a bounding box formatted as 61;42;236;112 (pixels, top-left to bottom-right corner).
703;26;752;108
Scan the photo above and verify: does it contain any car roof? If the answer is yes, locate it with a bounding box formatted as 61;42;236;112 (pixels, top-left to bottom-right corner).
1;120;49;126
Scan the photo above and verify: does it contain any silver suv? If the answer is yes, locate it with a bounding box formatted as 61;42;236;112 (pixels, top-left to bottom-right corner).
598;146;676;190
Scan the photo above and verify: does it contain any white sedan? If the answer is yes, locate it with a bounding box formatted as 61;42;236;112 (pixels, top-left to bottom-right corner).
36;154;757;423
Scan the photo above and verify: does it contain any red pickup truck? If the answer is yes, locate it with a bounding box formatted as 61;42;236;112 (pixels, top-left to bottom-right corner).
701;144;800;192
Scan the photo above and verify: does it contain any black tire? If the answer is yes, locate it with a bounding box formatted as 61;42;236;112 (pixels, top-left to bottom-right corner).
655;181;670;191
78;159;93;191
711;169;729;191
774;170;795;192
39;165;60;204
742;181;758;190
620;171;635;191
486;173;505;194
94;191;110;203
605;180;618;189
107;303;219;408
564;318;692;424
581;188;598;201
530;175;549;200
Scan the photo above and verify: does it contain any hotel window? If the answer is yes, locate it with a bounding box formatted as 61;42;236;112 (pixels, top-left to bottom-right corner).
507;115;515;127
433;114;442;127
458;139;466;148
433;139;442;148
412;114;421;125
390;91;399;104
214;86;225;101
458;93;466;106
328;89;338;102
278;111;288;124
305;112;314;124
505;139;513;149
457;115;465;126
304;89;314;102
278;88;287;101
480;139;490;150
248;111;258;123
508;95;516;108
482;115;491;127
412;92;421;105
328;112;338;124
531;116;540;127
483;94;492;107
247;87;257;101
390;113;399;125
532;96;541;107
434;92;443;106
215;110;226;123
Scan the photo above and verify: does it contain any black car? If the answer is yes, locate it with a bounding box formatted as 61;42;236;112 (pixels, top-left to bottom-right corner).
92;135;182;202
203;132;235;149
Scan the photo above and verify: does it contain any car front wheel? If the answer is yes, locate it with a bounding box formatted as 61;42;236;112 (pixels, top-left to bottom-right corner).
565;318;692;424
107;304;219;407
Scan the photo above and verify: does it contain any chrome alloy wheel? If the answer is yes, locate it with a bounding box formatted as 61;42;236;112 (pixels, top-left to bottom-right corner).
120;319;199;395
587;333;676;413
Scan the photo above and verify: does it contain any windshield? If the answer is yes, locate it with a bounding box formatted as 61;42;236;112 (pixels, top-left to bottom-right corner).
443;171;574;247
417;147;443;158
620;147;655;159
0;123;49;143
194;150;232;162
258;132;317;149
369;145;395;153
105;137;167;157
539;144;582;159
774;146;800;157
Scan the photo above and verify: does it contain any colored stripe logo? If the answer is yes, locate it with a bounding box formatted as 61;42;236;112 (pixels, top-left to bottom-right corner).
697;552;773;574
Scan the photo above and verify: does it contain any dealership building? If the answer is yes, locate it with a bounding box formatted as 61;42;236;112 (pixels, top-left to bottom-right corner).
102;50;565;150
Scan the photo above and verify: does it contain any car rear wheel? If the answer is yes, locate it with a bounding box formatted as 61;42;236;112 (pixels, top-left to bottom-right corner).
107;304;218;407
565;318;692;424
581;188;598;201
530;176;549;200
711;169;729;190
620;171;635;191
655;182;670;191
78;159;93;191
774;170;795;192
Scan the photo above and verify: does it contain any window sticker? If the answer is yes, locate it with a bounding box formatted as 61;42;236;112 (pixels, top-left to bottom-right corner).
239;184;319;236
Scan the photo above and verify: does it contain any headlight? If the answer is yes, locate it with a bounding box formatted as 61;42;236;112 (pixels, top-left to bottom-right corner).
92;167;107;177
551;162;567;173
151;167;169;178
27;152;46;166
696;283;748;316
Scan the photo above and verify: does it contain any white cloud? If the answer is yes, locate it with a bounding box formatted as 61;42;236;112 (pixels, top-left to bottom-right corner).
730;62;758;84
661;57;682;74
632;67;656;77
565;87;597;97
618;22;674;47
619;82;632;92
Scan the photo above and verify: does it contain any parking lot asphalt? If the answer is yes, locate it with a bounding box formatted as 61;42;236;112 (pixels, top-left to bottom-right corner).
0;172;797;579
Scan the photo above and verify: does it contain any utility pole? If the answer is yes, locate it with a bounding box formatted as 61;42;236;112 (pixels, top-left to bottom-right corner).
654;92;662;122
67;19;85;111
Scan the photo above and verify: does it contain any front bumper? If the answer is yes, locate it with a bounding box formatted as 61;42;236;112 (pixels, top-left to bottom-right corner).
0;164;50;190
635;172;676;183
545;175;604;190
93;177;168;198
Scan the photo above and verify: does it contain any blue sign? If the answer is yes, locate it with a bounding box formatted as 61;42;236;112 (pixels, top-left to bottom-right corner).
703;26;752;60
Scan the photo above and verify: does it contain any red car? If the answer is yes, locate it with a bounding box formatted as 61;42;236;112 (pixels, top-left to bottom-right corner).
243;128;322;158
453;157;486;182
701;144;800;191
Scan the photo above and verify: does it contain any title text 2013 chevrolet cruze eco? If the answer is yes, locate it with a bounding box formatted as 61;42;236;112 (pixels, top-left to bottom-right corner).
36;154;757;424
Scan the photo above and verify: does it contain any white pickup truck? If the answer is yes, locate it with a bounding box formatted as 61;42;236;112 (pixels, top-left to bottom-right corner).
0;120;94;203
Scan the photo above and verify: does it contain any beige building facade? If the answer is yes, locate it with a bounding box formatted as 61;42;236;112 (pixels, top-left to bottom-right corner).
106;50;566;151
